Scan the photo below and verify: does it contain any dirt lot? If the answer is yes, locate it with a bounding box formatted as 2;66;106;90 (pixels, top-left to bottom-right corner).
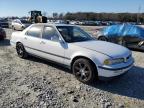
0;27;144;108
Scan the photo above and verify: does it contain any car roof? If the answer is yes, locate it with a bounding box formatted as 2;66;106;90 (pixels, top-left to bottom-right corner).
31;23;76;27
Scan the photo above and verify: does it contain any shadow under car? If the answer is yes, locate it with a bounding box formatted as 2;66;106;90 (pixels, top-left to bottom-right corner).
0;39;10;46
26;56;144;100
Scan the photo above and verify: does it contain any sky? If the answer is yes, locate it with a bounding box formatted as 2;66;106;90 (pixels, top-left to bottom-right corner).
0;0;144;17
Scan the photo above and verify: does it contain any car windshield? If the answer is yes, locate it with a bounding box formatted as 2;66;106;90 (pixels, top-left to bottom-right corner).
56;26;94;43
21;20;31;24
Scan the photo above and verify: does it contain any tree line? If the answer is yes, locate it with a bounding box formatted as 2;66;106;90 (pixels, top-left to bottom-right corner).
52;12;144;23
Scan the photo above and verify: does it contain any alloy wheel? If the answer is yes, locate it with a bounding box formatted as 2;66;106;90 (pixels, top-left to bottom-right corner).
74;62;91;82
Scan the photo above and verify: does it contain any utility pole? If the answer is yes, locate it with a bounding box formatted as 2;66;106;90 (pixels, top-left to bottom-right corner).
137;5;141;24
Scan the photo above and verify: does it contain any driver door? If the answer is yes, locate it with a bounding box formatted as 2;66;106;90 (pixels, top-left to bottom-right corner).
39;26;66;64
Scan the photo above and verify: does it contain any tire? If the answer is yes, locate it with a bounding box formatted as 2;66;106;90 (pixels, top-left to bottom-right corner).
16;43;28;59
118;38;127;47
12;26;15;30
72;58;97;84
98;36;108;41
122;40;127;47
21;26;25;30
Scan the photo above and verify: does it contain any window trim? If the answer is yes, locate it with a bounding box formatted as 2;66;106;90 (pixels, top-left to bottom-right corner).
56;26;94;43
55;26;68;43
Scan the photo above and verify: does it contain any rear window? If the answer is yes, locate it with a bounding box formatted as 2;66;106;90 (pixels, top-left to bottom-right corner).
26;26;42;38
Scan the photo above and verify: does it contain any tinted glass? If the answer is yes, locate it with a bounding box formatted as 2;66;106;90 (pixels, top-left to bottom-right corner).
42;27;59;42
27;26;42;38
57;26;94;43
21;20;31;24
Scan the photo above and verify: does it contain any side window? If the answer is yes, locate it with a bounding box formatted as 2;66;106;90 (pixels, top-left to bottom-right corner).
42;27;59;42
26;26;42;38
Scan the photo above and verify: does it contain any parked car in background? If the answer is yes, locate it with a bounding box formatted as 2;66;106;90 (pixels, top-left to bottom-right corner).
0;26;6;40
97;24;144;50
0;19;9;28
100;21;109;26
84;21;96;26
79;21;85;25
12;19;31;31
10;24;134;83
95;21;101;26
69;21;79;25
54;20;69;24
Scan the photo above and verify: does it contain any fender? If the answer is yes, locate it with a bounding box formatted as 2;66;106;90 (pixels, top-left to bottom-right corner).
70;51;105;67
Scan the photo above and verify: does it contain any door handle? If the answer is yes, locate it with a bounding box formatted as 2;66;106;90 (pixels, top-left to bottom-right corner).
24;37;27;40
40;41;46;44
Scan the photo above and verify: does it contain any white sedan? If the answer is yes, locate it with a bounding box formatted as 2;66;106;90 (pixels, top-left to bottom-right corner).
11;19;31;31
10;24;134;83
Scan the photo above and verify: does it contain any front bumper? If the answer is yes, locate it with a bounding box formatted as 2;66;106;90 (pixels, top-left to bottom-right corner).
97;60;134;80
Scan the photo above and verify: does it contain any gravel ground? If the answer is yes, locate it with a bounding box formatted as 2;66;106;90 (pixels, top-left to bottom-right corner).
0;28;144;108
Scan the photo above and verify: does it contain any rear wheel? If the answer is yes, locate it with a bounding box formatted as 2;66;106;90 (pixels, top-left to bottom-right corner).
122;40;127;47
98;36;108;41
72;58;97;84
21;26;25;30
16;43;28;59
12;26;15;30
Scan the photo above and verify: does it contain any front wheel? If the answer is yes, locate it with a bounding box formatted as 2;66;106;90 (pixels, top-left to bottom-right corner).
21;26;25;30
72;58;97;84
16;43;28;59
12;26;15;30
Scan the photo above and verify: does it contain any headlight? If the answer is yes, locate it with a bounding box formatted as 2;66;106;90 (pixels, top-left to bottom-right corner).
103;58;124;65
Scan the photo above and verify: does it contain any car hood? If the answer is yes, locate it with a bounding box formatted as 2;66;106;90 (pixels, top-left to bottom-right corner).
72;40;130;58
